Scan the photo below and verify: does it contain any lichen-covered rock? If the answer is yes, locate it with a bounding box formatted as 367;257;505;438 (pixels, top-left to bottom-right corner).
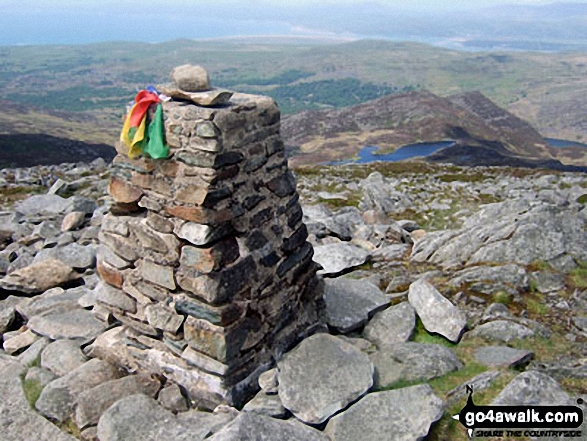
323;278;388;333
277;333;374;424
408;279;466;342
363;301;415;348
0;259;79;294
97;394;235;441
325;385;444;441
207;412;329;441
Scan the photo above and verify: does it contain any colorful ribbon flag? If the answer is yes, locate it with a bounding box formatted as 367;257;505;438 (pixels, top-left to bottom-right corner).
120;90;169;159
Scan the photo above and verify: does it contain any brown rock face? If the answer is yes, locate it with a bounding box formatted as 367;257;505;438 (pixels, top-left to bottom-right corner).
95;90;323;408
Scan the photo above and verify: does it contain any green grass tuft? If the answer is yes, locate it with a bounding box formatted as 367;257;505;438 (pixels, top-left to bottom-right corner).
22;378;44;409
412;317;457;348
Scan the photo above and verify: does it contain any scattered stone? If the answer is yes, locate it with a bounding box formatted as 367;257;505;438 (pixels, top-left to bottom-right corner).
258;368;278;394
61;211;86;232
157;383;189;412
75;375;161;429
325;385;443;441
242;391;288;418
408;279;467;342
474;346;533;368
467;320;535;343
97;394;235;441
17;336;50;366
492;371;570;405
363;301;415;348
3;328;39;355
0;259;79;294
28;309;107;340
17;287;86;319
313;242;369;276
0;357;77;441
277;333;374;424
41;339;88;377
0;304;16;335
369;342;462;388
323;278;388;333
208;412;329;441
36;358;121;422
34;243;96;270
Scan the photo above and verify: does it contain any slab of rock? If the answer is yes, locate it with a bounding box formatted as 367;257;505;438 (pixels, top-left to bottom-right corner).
325;385;444;441
17;287;86;319
0;304;16;335
17;336;50;366
208;412;329;441
4;329;40;355
408;279;467;342
363;301;415;348
97;394;235;441
0;259;79;294
0;358;77;441
16;194;96;217
28;309;107;340
277;333;374;424
323;278;388;333
41;339;88;377
75;375;161;429
242;390;288;418
61;211;86;232
449;264;528;290
36;358;122;422
467;320;535;343
492;371;570;405
34;243;96;271
313;243;369;276
157;384;188;412
370;342;463;388
474;346;533;368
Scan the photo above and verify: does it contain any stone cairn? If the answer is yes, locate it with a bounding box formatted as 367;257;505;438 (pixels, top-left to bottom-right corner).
93;65;323;409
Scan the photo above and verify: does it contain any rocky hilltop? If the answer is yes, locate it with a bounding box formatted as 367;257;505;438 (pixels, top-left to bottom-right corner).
0;159;586;440
282;90;554;167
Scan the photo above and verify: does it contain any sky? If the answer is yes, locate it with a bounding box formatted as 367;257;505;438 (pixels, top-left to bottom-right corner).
1;1;587;46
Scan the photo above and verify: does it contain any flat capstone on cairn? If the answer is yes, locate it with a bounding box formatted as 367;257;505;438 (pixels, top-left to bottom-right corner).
91;64;324;409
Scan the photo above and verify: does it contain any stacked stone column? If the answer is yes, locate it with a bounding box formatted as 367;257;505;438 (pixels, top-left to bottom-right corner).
94;92;323;408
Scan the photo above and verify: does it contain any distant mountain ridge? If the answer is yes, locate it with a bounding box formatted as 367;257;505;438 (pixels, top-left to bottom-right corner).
282;90;553;167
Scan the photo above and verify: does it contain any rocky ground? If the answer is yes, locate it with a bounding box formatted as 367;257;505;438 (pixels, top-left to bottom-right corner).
0;159;586;440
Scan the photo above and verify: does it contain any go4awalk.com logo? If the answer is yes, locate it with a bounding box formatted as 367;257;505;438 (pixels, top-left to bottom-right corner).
453;385;584;439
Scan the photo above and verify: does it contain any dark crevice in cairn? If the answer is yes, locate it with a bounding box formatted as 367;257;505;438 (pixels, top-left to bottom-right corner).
90;65;324;409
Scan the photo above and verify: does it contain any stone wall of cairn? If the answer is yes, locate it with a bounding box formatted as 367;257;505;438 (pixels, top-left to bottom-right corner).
93;92;323;409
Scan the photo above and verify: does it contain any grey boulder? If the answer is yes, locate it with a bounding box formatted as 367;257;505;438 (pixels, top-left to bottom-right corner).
408;279;466;342
97;394;235;441
363;301;415;348
323;278;388;333
35;358;121;422
325;385;444;441
0;259;79;294
370;342;462;388
313;242;369;276
0;358;77;441
28;308;107;340
41;339;88;377
492;371;570;405
277;333;374;424
468;320;535;343
208;412;329;441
